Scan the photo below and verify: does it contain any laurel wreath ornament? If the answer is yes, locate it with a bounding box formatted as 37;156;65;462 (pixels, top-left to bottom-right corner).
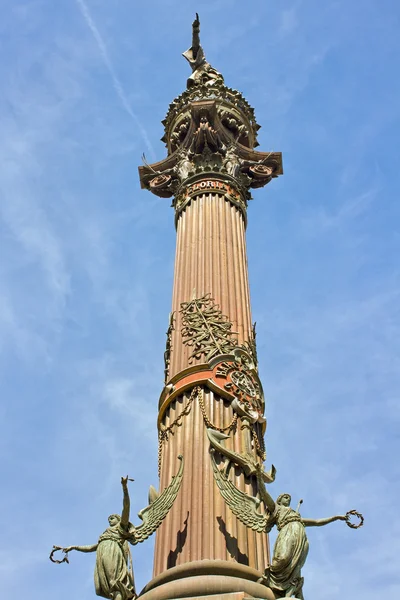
345;510;364;529
49;545;69;564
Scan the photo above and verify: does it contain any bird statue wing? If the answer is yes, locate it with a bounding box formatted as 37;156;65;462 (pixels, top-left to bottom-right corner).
210;450;269;533
131;455;184;545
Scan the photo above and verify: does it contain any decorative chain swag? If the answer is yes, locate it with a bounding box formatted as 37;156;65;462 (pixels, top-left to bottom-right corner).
158;387;197;475
158;386;238;476
197;387;238;434
251;426;266;461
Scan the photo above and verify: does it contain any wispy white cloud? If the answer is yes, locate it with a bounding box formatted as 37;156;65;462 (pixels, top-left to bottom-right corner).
75;0;155;160
0;120;70;360
299;187;378;234
101;376;157;442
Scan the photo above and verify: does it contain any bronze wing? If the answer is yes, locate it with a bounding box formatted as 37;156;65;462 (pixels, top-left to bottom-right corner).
207;428;276;483
131;455;184;545
210;450;269;533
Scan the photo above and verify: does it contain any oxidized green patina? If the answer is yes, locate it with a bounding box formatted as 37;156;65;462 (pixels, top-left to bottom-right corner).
51;456;184;600
209;449;362;599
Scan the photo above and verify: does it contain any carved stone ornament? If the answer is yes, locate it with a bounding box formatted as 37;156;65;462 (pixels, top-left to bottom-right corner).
137;14;283;222
149;174;175;198
138;96;283;223
174;176;247;224
162;83;260;152
170;117;191;152
247;164;273;188
216;348;264;424
218;107;247;144
180;293;238;363
190;116;222;154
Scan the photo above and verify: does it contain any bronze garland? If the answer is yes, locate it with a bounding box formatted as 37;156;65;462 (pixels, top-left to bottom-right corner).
251;426;266;461
158;386;239;476
345;510;364;529
158;387;196;476
197;386;238;434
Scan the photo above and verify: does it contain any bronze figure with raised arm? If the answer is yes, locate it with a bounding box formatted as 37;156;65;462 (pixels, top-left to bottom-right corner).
60;476;135;600
51;456;184;600
182;13;223;87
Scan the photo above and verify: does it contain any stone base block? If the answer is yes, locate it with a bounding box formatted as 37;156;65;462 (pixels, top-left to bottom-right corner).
138;560;275;600
137;576;275;600
167;593;255;600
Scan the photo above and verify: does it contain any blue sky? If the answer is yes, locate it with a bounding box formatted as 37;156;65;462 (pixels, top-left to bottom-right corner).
1;1;399;598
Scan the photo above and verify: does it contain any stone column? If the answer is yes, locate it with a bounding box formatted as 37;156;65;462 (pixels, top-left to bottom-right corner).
138;44;282;600
169;187;252;378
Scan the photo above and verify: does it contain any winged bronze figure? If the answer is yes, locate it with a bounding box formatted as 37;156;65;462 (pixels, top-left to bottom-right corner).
210;450;362;599
51;455;184;600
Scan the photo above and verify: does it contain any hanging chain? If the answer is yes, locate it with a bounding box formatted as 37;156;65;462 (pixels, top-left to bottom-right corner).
158;386;238;475
157;430;163;478
157;387;197;476
251;426;266;461
197;386;238;433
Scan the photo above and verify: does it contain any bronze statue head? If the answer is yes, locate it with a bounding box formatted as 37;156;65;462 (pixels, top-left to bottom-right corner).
276;493;291;507
108;514;121;526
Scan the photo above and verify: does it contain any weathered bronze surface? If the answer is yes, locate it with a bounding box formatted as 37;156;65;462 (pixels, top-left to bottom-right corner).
180;293;238;362
138;14;282;226
210;448;363;599
164;311;175;383
182;13;224;88
51;457;184;600
207;429;274;483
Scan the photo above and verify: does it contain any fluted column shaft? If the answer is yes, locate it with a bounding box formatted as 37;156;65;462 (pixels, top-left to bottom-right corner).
154;192;269;577
169;193;252;378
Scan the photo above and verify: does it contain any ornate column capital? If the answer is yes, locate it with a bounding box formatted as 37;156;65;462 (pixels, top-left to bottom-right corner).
138;98;283;222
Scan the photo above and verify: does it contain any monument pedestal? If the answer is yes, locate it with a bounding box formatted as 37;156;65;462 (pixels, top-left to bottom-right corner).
138;560;275;600
144;593;273;600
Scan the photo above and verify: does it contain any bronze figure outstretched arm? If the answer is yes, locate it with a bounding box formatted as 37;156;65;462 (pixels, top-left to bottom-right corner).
120;475;131;529
62;543;98;553
302;514;347;527
256;467;275;514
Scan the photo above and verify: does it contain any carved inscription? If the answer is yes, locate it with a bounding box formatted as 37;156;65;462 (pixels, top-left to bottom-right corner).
186;179;237;195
